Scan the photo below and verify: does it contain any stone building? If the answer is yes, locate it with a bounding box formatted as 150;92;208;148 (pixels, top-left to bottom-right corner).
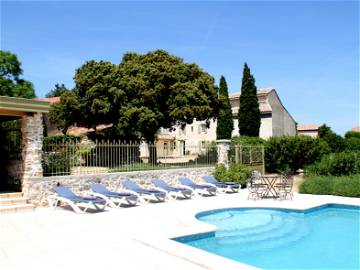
297;124;319;138
159;88;297;154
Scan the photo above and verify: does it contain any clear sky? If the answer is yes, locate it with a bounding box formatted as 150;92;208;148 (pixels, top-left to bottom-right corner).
1;0;359;135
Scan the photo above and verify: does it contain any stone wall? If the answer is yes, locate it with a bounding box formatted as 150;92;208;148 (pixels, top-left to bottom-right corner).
21;113;43;183
24;167;214;206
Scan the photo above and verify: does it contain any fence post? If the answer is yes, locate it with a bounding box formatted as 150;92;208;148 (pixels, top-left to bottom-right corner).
216;139;231;167
262;146;265;174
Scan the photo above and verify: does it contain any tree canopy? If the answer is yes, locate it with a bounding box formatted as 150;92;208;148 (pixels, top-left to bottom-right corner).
216;76;233;139
0;50;35;98
238;63;260;137
50;50;218;144
318;124;345;153
46;83;70;98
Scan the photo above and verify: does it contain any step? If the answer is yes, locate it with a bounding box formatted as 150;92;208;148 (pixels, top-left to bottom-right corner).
0;192;24;199
216;214;286;238
0;204;35;214
217;217;298;245
0;197;28;205
234;224;310;253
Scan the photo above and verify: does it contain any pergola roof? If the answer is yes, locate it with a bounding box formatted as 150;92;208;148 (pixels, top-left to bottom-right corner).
0;96;50;117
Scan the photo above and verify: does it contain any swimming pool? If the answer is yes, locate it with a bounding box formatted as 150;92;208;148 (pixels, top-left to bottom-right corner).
175;204;360;269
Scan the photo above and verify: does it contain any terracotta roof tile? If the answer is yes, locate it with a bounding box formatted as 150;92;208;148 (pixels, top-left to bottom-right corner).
352;126;360;132
67;124;112;136
35;97;60;104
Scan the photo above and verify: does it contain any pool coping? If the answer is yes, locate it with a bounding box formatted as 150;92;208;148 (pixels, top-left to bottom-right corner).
134;194;360;270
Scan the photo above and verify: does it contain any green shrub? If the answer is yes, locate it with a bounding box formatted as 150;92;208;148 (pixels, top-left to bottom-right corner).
299;175;360;197
214;163;252;188
42;135;79;176
345;131;360;139
265;136;329;174
345;137;360;152
305;151;360;176
43;134;79;144
231;136;265;145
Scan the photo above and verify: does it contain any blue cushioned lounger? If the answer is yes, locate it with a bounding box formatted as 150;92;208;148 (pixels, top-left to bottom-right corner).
122;179;166;202
48;186;107;213
90;183;138;207
178;177;217;196
152;179;192;199
202;175;240;193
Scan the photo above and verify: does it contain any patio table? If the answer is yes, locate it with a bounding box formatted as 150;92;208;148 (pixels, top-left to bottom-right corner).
260;175;281;198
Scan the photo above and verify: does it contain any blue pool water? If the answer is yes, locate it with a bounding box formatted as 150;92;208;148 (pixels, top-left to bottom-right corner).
175;204;360;269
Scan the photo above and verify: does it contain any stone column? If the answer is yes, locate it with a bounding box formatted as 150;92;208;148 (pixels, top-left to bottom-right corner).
216;139;231;167
21;113;44;194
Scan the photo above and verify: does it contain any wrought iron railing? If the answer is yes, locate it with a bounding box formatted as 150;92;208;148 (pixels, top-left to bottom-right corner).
42;140;217;176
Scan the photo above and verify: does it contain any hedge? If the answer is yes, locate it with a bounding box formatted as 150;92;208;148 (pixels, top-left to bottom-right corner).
265;136;329;174
305;151;360;176
299;175;360;197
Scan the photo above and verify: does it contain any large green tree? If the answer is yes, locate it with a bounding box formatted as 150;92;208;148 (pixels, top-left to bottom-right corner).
216;76;233;139
318;124;345;153
238;63;260;137
0;50;35;98
115;50;218;162
50;50;218;163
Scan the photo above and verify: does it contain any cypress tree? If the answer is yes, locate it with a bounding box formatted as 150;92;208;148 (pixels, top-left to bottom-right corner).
216;76;234;139
238;63;261;137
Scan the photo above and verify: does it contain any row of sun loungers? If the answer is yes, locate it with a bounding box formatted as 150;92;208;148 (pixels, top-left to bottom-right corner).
48;176;241;213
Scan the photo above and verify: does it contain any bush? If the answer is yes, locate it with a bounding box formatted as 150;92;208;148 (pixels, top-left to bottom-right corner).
345;137;360;152
43;134;79;144
231;136;265;145
265;136;329;174
345;131;360;139
305;151;360;176
318;124;346;153
213;163;252;188
299;175;360;197
42;135;79;176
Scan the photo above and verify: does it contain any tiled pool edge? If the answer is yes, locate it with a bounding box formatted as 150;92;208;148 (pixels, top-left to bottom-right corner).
173;203;360;243
138;195;360;270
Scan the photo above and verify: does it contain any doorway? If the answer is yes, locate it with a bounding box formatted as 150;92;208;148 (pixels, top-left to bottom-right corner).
0;118;22;192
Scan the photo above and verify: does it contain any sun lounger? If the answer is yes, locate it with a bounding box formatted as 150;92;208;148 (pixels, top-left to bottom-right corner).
90;183;138;207
201;175;240;193
122;179;166;202
48;186;107;214
151;179;192;200
178;177;217;196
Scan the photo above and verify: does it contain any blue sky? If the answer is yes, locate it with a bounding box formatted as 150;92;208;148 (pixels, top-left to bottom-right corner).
1;1;359;135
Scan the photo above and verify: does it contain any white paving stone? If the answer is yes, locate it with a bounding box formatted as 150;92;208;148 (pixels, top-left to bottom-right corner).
1;190;359;270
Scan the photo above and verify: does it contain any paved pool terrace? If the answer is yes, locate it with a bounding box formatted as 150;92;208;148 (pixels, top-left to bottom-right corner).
1;190;359;270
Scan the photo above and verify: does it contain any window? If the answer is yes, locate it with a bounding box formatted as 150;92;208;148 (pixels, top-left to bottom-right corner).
198;124;207;134
163;142;168;156
170;141;176;150
191;126;194;132
201;141;206;149
179;128;186;136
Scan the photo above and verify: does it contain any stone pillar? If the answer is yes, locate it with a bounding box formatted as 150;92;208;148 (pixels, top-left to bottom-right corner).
216;139;231;167
21;113;44;192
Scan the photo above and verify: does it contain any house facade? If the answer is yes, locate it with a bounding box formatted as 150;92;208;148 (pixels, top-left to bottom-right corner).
297;124;319;138
158;88;296;155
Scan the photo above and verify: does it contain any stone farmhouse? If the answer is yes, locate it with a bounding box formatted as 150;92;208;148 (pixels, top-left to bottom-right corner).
156;88;297;156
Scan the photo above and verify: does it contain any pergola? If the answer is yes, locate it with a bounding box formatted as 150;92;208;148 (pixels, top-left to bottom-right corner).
0;96;50;117
0;96;50;192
